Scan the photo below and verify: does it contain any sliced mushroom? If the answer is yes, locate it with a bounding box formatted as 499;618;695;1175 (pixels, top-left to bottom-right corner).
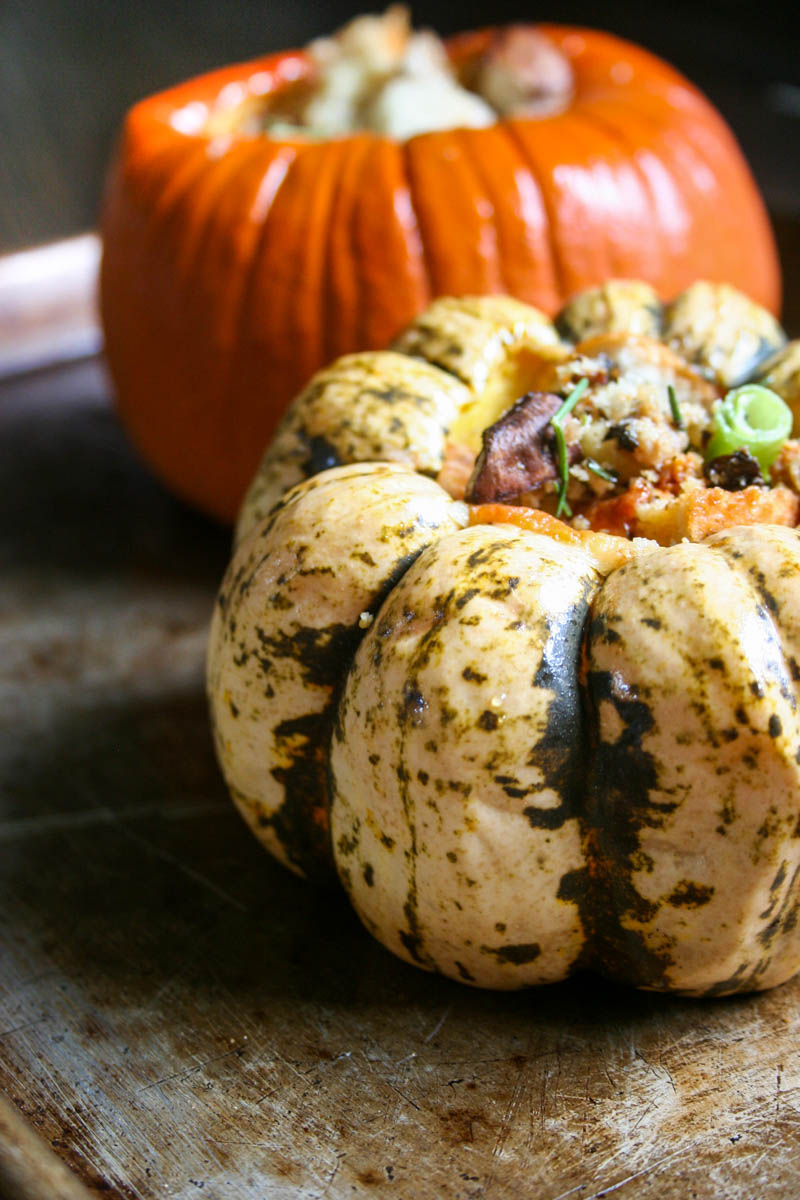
474;26;575;117
465;391;565;504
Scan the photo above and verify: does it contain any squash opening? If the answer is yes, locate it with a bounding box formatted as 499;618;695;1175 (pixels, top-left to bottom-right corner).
448;344;568;451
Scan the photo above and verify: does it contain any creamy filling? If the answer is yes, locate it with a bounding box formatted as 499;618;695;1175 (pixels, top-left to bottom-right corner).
253;7;574;139
447;283;798;545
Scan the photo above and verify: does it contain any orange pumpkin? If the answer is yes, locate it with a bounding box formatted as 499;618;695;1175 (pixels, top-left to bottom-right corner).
99;24;781;523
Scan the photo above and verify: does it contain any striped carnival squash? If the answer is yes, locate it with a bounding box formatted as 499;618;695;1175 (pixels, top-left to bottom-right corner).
207;282;800;996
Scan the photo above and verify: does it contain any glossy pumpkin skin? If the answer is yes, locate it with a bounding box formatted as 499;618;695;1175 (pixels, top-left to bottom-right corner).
101;26;781;523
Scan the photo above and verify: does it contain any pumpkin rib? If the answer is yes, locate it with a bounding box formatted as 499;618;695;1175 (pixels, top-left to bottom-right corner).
448;128;503;297
586;99;702;288
285;143;355;394
123;137;209;232
573;107;667;287
501;117;579;304
137;143;289;518
226;151;312;415
550;95;717;295
240;142;348;411
215;147;311;510
452;127;518;299
203;147;302;515
129;148;224;318
574;86;780;312
321;134;376;365
399;137;438;302
226;146;298;352
483;121;562;310
104;138;211;307
169;142;275;329
514;23;677;301
214;145;298;351
403;131;504;297
159;137;287;286
101;141;218;501
165;144;289;498
522;110;653;290
350;138;431;352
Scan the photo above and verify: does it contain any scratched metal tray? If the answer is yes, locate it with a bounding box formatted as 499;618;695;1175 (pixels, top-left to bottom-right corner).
1;345;800;1198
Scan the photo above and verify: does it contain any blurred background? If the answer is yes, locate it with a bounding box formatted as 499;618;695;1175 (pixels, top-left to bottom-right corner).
1;0;798;245
1;0;798;336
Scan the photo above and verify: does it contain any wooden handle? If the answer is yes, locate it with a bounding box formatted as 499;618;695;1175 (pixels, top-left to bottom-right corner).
0;234;101;379
0;1092;95;1200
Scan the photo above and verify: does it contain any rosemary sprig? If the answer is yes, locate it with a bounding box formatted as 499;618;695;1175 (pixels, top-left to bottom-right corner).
585;458;618;483
552;378;589;518
668;384;684;429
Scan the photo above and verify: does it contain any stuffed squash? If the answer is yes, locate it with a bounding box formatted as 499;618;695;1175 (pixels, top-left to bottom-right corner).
208;280;800;996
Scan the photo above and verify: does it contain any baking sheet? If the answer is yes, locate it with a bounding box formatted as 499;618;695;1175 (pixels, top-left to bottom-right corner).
1;357;799;1200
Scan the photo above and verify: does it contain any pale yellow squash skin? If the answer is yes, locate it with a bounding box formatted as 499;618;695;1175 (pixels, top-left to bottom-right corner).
236;295;564;546
555;280;663;342
663;282;786;388
235;354;473;546
330;524;598;988
208;284;800;995
584;524;800;994
208;462;466;878
329;522;800;994
389;294;562;392
759;340;800;430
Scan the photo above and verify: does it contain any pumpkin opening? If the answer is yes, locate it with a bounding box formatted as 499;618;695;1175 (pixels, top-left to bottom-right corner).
206;8;575;142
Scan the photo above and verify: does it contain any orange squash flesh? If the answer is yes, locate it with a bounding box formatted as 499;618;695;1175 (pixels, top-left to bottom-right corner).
100;27;781;523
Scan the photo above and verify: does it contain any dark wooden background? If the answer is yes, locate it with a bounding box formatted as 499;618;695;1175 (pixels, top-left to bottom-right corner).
1;0;798;251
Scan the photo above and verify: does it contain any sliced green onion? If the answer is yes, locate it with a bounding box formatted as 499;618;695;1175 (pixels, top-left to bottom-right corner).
705;384;792;474
667;384;684;429
552;378;589;518
585;458;618;483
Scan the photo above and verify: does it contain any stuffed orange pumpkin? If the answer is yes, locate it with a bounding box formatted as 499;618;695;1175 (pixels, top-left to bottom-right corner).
100;13;780;523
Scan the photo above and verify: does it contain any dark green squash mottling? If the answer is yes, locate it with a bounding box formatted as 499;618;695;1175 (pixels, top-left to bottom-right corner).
579;667;675;989
268;709;337;883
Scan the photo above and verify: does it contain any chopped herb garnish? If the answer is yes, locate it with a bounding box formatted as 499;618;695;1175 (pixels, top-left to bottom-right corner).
705;384;792;474
668;384;684;429
585;458;619;483
551;378;589;518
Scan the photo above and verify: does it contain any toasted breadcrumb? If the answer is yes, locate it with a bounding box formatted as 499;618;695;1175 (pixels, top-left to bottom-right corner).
261;8;574;138
770;440;800;493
